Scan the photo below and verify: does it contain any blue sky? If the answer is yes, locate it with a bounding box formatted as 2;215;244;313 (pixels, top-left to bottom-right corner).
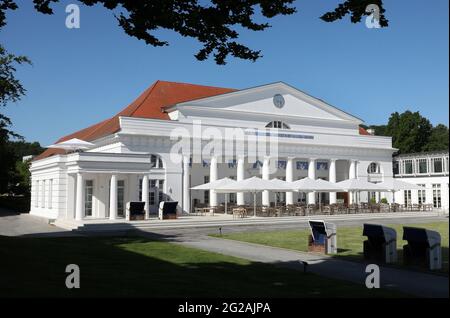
1;0;448;145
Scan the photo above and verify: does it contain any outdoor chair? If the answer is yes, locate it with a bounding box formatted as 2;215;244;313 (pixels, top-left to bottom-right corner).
295;206;305;216
348;204;358;214
193;207;205;216
321;205;332;215
232;207;247;219
380;203;390;212
391;203;400;212
370;204;381;213
286;204;296;216
307;204;317;215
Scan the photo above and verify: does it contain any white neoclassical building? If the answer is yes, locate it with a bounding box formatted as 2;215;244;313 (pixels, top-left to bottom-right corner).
30;81;398;223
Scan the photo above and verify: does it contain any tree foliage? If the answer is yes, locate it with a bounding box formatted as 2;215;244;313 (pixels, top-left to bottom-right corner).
0;141;44;194
369;111;447;154
0;0;388;64
423;124;449;152
386;111;432;154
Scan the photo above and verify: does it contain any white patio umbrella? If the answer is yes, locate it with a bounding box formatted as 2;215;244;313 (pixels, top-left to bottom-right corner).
336;178;389;204
291;177;343;192
47;138;94;152
291;177;344;206
215;176;293;217
191;177;237;214
378;179;425;203
270;178;292;207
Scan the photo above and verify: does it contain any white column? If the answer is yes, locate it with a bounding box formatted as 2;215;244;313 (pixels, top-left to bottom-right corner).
349;160;356;204
75;173;84;221
329;159;337;204
209;156;218;207
308;158;316;204
109;174;118;220
142;175;149;218
183;156;191;213
286;157;294;205
237;156;245;205
262;157;270;206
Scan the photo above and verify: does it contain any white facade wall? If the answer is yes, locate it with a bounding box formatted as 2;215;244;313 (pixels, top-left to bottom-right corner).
394;176;449;211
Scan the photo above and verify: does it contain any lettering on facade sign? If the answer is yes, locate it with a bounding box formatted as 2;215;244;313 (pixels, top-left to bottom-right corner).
65;264;80;289
365;264;380;288
245;130;314;140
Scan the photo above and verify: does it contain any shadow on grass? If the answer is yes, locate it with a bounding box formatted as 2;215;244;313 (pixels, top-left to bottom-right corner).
0;230;405;298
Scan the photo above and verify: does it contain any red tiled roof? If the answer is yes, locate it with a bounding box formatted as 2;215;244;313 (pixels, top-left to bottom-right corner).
35;80;369;160
35;81;236;160
359;127;370;135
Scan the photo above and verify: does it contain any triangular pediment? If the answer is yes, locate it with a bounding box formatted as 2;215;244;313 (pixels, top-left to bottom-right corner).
171;82;363;124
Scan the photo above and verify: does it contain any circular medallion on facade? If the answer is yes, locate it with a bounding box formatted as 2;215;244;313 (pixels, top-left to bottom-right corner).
273;94;285;108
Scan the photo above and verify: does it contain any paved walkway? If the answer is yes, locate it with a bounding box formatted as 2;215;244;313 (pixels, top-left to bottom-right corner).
175;235;449;298
0;209;73;237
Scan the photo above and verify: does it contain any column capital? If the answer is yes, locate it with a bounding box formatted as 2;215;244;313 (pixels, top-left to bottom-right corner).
286;156;296;161
308;158;317;162
329;158;338;162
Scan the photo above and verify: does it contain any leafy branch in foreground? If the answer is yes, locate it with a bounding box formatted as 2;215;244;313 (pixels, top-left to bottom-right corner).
0;0;387;64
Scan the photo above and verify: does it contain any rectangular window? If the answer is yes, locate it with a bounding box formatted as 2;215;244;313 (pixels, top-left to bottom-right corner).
418;159;428;174
432;184;441;208
84;180;93;216
229;193;236;204
35;180;39;207
417;184;426;205
158;180;164;203
404;160;413;174
404;190;411;206
117;180;125;217
252;160;262;169
296;161;308;170
228;160;237;168
149;192;155;206
48;179;53;209
393;161;399;175
317;162;328;171
41;180;46;208
432;158;443;173
277;160;287;170
204;176;210;204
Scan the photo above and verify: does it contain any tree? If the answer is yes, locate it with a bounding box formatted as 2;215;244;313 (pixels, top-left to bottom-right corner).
385;111;433;154
0;0;388;65
367;124;387;136
0;44;32;193
423;124;449;152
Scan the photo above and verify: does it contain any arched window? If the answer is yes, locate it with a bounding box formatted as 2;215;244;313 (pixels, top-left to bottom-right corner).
265;121;290;129
367;162;380;174
150;154;164;169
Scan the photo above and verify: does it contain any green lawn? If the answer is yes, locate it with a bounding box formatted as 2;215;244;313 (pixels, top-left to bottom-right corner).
0;236;405;297
211;222;449;273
